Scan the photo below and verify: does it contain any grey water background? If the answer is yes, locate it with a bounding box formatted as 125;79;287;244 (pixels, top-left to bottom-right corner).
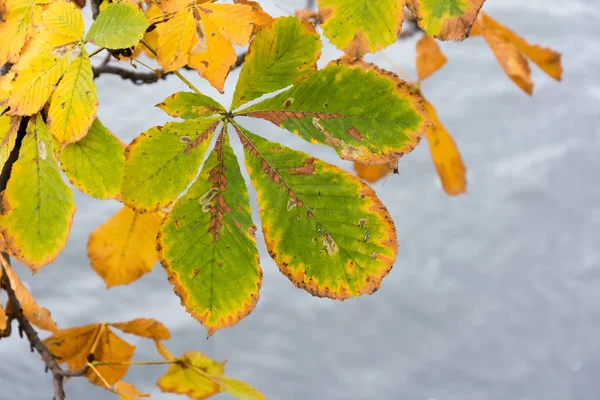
2;0;600;399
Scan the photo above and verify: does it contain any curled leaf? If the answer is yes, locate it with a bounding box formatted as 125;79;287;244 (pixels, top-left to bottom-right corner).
110;318;170;341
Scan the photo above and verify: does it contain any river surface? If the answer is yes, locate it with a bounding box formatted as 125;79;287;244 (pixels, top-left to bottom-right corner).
1;0;600;399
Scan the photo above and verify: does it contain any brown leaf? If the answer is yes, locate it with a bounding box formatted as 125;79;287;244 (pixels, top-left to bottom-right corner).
70;0;86;8
110;318;170;341
0;255;58;332
43;323;135;387
416;35;448;81
423;99;467;196
295;9;318;22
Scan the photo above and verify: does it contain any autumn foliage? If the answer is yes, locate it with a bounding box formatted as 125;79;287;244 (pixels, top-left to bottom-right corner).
0;0;561;398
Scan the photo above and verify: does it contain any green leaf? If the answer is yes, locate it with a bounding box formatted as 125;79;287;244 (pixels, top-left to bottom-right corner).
59;119;125;200
86;1;149;49
0;115;21;171
159;131;261;336
47;49;98;145
231;16;322;110
406;0;485;40
234;123;397;300
0;115;75;273
239;58;429;165
317;0;404;58
121;117;221;211
157;92;226;120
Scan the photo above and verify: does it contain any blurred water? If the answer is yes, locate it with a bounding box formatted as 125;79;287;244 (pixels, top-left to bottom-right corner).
1;0;599;399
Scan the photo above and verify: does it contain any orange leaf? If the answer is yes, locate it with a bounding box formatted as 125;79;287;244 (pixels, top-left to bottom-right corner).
114;381;150;400
110;318;170;341
423;99;467;196
0;255;58;332
87;206;163;288
474;12;562;94
295;8;318;22
415;35;448;81
155;1;271;92
43;322;135;387
353;160;396;183
0;301;6;331
155;340;176;361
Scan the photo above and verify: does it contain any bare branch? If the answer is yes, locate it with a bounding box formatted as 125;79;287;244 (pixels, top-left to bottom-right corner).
93;64;169;85
90;0;102;20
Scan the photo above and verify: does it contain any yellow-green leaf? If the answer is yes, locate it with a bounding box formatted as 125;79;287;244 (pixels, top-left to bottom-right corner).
87;206;162;288
0;115;21;171
232;16;322;110
0;115;75;272
59;119;125;199
122;117;221;211
406;0;485;40
235;123;398;300
317;0;404;58
159;131;261;336
157;351;264;400
240;58;429;165
86;1;149;49
156;91;225;120
47;49;98;144
7;55;69;116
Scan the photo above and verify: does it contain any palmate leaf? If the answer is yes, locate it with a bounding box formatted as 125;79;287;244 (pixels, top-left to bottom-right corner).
159;131;261;336
86;1;149;49
239;58;430;165
0;115;75;272
234;123;397;299
157;91;226;120
121;116;221;211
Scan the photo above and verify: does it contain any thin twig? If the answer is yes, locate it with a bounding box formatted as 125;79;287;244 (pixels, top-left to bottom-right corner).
92;64;168;85
0;255;88;400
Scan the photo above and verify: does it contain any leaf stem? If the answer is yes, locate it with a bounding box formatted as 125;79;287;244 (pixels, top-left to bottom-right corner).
88;47;106;58
380;51;416;84
92;360;179;367
86;362;112;390
139;39;203;95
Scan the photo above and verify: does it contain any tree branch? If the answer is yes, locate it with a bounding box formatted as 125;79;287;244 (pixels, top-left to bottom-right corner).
92;64;169;84
90;0;102;20
0;256;88;400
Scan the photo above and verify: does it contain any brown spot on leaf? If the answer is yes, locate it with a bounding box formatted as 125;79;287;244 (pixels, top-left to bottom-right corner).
346;126;363;141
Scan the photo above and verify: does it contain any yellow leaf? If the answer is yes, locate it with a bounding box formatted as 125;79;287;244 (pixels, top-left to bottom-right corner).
42;0;84;41
416;35;448;81
0;115;21;172
47;49;98;144
0;255;58;332
0;0;39;65
478;12;562;81
156;7;196;71
13;29;78;73
7;55;69;116
43;322;136;386
114;381;150;400
87;206;163;288
234;0;274;32
110;318;171;341
135;3;161;59
158;351;265;400
423;100;466;196
353;160;396;183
